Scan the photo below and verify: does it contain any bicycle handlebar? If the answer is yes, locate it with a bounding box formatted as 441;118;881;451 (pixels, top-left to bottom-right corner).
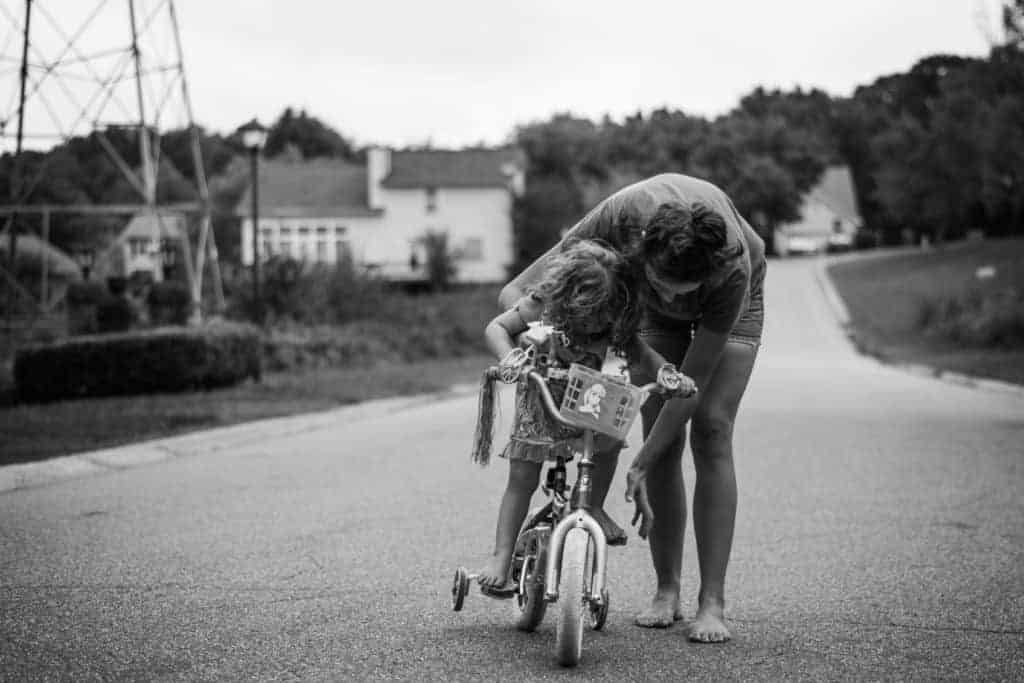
485;365;697;431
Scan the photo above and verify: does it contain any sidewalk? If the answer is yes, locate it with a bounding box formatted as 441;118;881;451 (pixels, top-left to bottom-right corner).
0;381;479;495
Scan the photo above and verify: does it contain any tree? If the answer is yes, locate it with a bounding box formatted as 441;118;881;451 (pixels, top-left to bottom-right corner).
261;108;356;161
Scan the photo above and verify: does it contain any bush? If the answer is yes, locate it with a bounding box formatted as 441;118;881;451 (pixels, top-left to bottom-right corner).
14;321;262;402
916;286;1024;348
96;295;137;333
148;280;193;325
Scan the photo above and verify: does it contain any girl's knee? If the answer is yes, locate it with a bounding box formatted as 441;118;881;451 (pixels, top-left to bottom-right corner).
507;460;542;492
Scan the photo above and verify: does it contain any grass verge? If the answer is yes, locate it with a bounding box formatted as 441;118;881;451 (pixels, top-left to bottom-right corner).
0;354;491;466
827;238;1024;386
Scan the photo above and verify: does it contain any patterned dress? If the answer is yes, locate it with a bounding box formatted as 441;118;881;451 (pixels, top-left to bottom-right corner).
499;331;606;464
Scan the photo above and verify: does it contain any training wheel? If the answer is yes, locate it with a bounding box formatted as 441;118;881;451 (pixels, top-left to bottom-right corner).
588;589;609;630
452;567;471;611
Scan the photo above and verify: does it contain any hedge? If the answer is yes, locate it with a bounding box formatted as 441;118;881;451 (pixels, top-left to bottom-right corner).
14;321;262;402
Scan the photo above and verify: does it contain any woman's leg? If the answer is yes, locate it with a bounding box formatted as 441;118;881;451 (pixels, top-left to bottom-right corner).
687;339;758;642
479;458;542;588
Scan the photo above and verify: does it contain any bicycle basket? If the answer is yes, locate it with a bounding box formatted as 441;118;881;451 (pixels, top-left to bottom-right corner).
559;363;644;441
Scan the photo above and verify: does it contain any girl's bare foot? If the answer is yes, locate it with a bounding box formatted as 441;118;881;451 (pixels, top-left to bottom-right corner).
687;600;731;643
634;589;684;628
589;507;627;546
477;551;513;590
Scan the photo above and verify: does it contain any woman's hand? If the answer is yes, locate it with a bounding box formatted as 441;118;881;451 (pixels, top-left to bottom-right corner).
629;478;655;540
625;461;648;504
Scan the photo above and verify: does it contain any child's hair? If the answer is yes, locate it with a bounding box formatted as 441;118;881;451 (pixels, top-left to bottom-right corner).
531;238;640;350
631;202;729;283
470;239;638;467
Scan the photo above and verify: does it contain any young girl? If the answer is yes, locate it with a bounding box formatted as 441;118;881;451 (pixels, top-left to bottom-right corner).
472;239;667;593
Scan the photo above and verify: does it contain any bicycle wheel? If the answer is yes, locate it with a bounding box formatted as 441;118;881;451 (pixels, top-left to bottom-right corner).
555;528;591;667
514;532;548;632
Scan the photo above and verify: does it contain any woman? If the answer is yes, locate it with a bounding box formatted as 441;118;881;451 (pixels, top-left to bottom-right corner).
499;173;766;643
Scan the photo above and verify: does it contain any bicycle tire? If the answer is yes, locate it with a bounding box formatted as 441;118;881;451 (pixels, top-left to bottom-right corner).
515;536;548;632
555;528;591;667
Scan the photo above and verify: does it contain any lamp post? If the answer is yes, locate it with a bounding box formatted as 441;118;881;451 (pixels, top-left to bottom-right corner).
239;118;268;324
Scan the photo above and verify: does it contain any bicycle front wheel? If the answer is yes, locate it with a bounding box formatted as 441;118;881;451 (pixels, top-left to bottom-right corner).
554;528;591;667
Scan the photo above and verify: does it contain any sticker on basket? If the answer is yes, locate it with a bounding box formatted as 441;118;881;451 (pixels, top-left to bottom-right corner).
579;383;607;419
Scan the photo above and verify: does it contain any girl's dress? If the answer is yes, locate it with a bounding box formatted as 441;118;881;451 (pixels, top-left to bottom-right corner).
500;329;607;464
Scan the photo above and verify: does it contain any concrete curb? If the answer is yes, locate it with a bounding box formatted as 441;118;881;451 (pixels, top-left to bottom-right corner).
0;381;481;495
814;254;1024;400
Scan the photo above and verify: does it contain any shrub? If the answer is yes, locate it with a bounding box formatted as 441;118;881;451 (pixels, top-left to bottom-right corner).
14;321;262;402
917;286;1024;348
148;280;193;325
96;295;137;333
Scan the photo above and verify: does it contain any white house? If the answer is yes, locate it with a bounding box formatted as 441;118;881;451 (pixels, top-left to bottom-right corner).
775;166;862;256
237;147;525;283
118;210;186;281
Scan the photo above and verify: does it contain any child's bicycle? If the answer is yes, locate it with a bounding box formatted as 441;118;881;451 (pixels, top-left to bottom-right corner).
451;360;695;667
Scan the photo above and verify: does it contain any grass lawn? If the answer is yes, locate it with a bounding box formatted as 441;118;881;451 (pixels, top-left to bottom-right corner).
827;238;1024;386
0;354;492;466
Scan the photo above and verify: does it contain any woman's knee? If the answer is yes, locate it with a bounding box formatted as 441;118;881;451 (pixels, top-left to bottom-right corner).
690;411;734;460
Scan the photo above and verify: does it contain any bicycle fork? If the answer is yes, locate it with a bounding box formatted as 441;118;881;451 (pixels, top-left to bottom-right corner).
543;431;608;605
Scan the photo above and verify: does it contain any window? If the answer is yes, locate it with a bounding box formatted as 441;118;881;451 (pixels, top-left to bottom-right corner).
316;240;328;262
425;187;438;213
459;237;484;261
298;226;311;236
335;240;352;264
279;240;292;257
262;240;272;257
335;225;347;235
128;238;150;257
832;219;843;234
299;241;310;261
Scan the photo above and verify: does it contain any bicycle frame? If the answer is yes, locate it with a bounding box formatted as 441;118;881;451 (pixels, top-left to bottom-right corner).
519;371;609;605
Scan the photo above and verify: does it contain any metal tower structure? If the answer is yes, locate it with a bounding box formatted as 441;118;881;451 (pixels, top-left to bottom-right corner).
0;0;224;323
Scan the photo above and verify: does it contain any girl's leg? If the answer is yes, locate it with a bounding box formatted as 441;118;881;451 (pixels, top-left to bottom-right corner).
479;458;543;588
687;339;758;642
584;439;626;544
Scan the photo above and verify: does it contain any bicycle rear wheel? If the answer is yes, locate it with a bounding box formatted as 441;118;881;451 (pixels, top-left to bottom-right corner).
555;528;591;667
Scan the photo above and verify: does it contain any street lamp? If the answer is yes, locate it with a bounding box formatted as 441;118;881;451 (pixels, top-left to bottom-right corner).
239;118;268;324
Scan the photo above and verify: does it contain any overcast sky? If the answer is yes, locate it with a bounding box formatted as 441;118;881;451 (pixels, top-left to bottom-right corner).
0;0;1002;150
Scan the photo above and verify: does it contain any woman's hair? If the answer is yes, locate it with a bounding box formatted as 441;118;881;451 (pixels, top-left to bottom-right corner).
631;202;730;283
530;238;640;349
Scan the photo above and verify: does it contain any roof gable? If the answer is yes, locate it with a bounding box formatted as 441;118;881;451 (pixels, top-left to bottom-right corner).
808;166;861;222
382;148;525;189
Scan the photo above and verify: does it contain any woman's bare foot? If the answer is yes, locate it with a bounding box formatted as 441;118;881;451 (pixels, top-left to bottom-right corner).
589;507;627;546
477;551;513;590
634;589;684;628
687;600;731;643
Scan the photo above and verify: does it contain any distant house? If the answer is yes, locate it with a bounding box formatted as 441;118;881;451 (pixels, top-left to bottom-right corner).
116;211;186;281
237;147;525;283
775;166;862;256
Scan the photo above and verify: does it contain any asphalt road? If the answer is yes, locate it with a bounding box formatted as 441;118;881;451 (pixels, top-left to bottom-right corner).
1;258;1022;682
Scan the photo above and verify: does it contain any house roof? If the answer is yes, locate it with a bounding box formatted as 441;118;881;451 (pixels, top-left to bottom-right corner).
121;211;186;240
235;159;380;218
807;166;861;223
0;231;82;278
382;147;525;189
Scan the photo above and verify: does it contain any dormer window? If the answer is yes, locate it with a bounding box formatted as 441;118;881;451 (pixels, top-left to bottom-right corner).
426;186;438;213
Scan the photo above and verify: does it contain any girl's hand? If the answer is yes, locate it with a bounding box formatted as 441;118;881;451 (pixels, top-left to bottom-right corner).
498;347;531;383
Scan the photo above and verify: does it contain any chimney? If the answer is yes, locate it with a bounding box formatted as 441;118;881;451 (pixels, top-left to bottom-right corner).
367;147;392;210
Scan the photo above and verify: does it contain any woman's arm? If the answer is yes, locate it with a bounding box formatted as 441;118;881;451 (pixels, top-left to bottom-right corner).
625;327;729;499
498;243;561;310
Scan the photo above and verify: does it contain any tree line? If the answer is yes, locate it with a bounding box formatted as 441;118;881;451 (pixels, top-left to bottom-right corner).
2;2;1022;270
